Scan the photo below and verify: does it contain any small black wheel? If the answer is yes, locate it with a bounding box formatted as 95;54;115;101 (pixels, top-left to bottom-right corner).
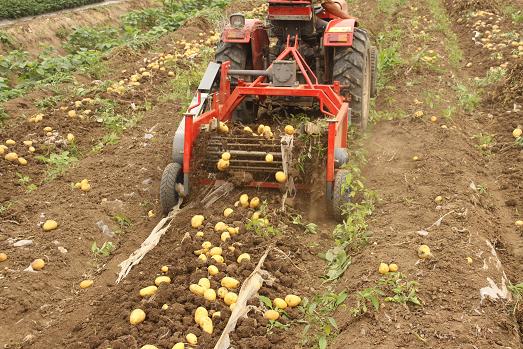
370;46;378;98
331;169;352;221
160;162;182;214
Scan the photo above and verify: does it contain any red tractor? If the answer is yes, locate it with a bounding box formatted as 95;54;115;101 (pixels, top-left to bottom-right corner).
160;0;377;220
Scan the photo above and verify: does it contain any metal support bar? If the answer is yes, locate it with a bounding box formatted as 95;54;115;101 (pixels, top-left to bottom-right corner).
228;69;271;77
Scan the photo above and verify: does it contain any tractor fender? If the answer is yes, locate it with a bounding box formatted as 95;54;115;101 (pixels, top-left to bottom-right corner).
222;19;269;70
172;119;185;165
323;18;357;47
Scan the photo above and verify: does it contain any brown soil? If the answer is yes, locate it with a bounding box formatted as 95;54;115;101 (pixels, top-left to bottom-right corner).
0;0;158;55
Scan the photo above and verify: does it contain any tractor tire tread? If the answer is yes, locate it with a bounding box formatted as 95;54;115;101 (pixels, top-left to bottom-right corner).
160;162;181;215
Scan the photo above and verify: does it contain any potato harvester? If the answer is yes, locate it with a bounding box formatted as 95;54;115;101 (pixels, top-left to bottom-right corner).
160;0;377;220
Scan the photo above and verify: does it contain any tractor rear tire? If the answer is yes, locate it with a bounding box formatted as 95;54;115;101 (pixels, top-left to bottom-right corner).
215;42;258;123
370;45;378;98
333;28;372;130
331;169;352;222
160;162;182;214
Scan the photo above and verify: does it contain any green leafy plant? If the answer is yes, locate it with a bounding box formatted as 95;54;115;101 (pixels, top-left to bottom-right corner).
36;150;78;180
301;290;348;349
454;82;480;112
0;0;104;19
91;241;114;257
508;281;523;314
350;287;385;316
291;214;318;234
379;272;422;306
321;246;351;282
113;213;132;230
0;201;13;216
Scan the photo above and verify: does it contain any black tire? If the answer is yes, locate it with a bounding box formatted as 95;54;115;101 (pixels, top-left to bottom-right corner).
333;28;372;130
160;162;182;214
215;42;258;122
370;46;378;98
331;170;352;222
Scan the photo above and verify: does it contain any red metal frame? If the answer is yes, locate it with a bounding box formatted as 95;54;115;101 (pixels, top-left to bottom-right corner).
183;36;349;189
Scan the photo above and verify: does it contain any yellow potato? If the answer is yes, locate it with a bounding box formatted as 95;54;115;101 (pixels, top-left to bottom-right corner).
284;125;295;135
43;220;58;231
68;110;77;118
18;157;28;166
31;259;45;270
204;288;217;301
5;152;18;162
161;265;168;273
198;254;208;262
273;298;287;309
388;263;399;272
209;247;223;256
264;309;279;321
139;285;158;297
172;343;184;349
249;197;260;209
418;244;432;259
191;215;205;228
200;315;213;334
0;253;7;262
130;308;146;325
198;277;211;289
217;287;228;298
189;284;205;296
237;253;250;263
214;222;228;232
211;255;224;263
140;345;157;349
224;291;238;305
223;208;234;217
208;265;219;276
23;140;32;146
265;154;274;163
221;231;231;242
221;276;239;289
285;294;301;307
239;194;249;207
194;306;208;324
79;280;94;289
5;139;16;145
67;133;75;142
378;262;389;275
202;241;212;249
513;128;522;138
221;152;231;161
275;171;287;183
80;181;91;192
154;276;171;286
186;333;197;345
29;146;36;153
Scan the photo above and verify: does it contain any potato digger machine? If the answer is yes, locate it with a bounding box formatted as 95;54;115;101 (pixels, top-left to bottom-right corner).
160;0;377;220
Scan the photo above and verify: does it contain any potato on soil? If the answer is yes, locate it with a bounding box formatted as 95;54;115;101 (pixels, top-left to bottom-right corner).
239;194;249;207
215;222;228;232
284;125;295;135
79;280;94;289
211;255;224;263
43;220;58;231
378;262;389;274
200;315;214;334
513;128;522;138
264;309;280;321
0;253;7;262
223;208;234;217
139;285;158;297
5;139;16;145
265;153;274;162
249;197;260;209
172;343;185;349
18;157;28;165
190;284;205;296
224;292;238;305
194;306;208;324
516;220;523;227
140;345;158;349
186;333;198;345
285;294;301;307
237;253;250;263
217;287;228;298
198;277;211;289
208;265;219;276
5;152;18;162
191;215;205;228
275;171;287;183
418;244;432;259
154;275;171;286
204;288;217;301
130;308;146;325
273;298;287;309
388;263;399;272
210;247;223;256
31;259;45;270
221;276;240;289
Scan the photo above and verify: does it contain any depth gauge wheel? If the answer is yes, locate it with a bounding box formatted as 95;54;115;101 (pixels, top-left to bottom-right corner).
160;162;182;214
215;42;258;123
330;169;352;222
333;28;373;130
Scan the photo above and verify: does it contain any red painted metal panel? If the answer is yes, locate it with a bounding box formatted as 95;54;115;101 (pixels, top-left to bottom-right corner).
323;18;356;47
268;6;312;16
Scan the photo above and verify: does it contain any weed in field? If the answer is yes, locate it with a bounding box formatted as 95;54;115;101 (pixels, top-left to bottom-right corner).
474;67;506;87
65;27;121;53
92;132;120;153
16;173;38;192
379;272;422;306
113;213;132;231
259;295;291;332
35;95;64;109
472;132;495;153
508;281;523;314
291;214;318;234
502;5;523;23
349;287;385;316
0;201;13;216
426;0;463;67
0;31;16;49
442;105;457;120
91;241;115;257
375;35;403;90
515;136;523;148
377;0;406;15
454;82;480;112
36;150;78;180
321;245;351;282
301;290;347;349
0;106;8;124
246;218;281;237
